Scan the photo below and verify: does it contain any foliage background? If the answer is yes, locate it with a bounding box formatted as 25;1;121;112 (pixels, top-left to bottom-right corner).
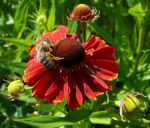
0;0;150;127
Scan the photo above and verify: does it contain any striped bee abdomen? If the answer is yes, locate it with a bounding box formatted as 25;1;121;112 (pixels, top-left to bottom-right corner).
36;52;55;70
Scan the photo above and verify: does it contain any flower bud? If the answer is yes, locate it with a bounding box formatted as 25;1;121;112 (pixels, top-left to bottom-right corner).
68;4;100;22
119;92;144;117
122;95;140;113
8;80;24;97
36;14;47;25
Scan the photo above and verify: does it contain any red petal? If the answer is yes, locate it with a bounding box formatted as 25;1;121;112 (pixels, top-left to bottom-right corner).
75;85;83;106
45;75;64;103
95;67;118;81
83;35;105;50
32;73;54;98
83;82;96;100
63;76;70;97
91;75;109;89
89;59;118;73
67;75;80;110
38;25;67;44
53;90;65;103
29;45;37;58
87;46;116;61
24;59;50;85
45;81;59;103
79;70;105;96
66;33;80;42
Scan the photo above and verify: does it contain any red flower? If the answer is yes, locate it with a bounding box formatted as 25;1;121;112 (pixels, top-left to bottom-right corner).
24;26;118;110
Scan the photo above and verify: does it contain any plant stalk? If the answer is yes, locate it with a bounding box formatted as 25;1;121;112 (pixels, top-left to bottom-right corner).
81;22;87;42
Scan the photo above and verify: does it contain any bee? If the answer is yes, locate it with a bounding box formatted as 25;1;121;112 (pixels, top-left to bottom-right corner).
36;39;56;70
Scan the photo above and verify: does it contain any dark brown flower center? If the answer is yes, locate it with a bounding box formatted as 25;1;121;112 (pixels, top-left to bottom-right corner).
53;38;85;68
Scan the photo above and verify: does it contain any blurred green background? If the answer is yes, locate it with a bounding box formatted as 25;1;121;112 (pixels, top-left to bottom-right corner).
0;0;150;128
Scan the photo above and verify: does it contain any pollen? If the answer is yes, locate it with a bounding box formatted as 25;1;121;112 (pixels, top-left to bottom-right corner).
53;38;85;68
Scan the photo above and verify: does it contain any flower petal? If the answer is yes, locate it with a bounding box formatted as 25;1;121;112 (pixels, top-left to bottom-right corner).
38;25;68;44
94;67;118;81
67;75;81;109
89;59;118;73
32;73;54;98
80;70;105;96
29;45;37;58
83;35;105;50
87;46;116;61
24;59;50;85
45;75;65;103
75;85;83;106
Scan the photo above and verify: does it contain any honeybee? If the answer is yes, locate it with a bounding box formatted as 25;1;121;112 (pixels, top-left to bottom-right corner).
36;39;56;70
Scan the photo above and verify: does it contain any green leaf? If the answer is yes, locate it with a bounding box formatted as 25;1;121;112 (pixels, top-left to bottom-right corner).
47;0;55;31
64;109;91;122
0;61;26;75
89;111;112;125
14;115;74;128
128;2;146;27
67;21;78;33
14;0;31;38
0;92;15;116
0;37;30;47
90;22;114;46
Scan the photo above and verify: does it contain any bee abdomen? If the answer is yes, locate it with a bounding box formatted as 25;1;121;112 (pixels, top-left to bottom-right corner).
37;52;54;70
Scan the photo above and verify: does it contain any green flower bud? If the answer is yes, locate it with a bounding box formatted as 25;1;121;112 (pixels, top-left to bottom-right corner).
8;80;24;96
36;14;47;25
122;95;140;113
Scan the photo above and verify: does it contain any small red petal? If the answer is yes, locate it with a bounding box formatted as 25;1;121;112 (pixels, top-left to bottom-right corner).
76;85;83;106
83;82;96;100
29;45;37;58
63;77;70;97
83;35;105;50
53;90;65;103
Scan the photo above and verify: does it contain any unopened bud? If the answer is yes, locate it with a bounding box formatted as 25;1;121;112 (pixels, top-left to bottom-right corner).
8;80;24;97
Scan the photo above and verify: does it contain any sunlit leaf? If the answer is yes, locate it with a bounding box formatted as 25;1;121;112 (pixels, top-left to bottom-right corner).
14;0;31;38
89;111;112;125
47;0;55;31
14;115;74;128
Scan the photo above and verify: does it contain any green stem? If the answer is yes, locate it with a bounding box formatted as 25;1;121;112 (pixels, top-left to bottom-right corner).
81;22;87;42
131;24;146;76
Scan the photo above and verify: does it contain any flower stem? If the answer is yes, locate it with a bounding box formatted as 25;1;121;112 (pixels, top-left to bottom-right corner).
81;22;87;42
130;24;146;77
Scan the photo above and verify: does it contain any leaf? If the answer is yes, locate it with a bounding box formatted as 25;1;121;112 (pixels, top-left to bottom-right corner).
128;2;146;27
14;0;31;38
89;111;112;125
0;37;30;48
64;109;91;122
67;21;78;33
14;115;74;128
0;92;15;116
0;61;26;75
47;0;55;31
90;22;114;46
